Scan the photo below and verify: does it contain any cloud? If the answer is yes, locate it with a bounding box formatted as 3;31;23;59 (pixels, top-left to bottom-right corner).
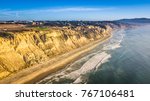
0;7;115;20
0;9;19;17
46;7;113;12
0;7;114;14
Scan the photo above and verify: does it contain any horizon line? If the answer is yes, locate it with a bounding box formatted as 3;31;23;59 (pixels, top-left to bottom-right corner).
0;17;150;22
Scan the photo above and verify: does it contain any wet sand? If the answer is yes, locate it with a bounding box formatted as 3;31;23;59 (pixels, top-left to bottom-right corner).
0;35;111;84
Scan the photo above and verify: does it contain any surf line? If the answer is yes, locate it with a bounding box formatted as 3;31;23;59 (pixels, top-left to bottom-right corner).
72;52;111;83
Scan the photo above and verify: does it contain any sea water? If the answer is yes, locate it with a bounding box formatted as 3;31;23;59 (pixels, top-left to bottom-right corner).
88;25;150;84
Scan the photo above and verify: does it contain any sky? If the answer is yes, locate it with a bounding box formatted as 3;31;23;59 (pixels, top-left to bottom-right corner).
0;0;150;21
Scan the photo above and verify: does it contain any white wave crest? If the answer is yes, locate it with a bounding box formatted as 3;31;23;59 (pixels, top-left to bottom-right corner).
103;30;125;51
62;52;111;83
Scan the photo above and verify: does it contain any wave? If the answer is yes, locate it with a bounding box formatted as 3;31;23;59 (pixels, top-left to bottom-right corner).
73;52;111;84
103;30;125;51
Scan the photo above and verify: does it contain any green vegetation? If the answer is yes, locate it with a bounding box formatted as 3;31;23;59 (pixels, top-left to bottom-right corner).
33;27;49;31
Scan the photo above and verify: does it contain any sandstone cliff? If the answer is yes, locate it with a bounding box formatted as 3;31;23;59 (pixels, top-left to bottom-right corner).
0;25;112;79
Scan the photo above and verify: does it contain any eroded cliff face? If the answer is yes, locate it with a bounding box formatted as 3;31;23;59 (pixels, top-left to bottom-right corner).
0;25;112;79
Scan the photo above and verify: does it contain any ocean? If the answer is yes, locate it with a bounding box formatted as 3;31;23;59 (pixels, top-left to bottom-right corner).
38;25;150;84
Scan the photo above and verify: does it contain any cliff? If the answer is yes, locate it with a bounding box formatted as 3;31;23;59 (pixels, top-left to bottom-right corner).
0;25;112;80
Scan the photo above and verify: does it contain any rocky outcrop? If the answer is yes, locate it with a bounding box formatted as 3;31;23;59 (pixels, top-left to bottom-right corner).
0;25;112;79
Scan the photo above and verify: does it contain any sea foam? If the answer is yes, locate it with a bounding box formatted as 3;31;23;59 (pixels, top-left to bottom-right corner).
73;52;111;83
103;30;125;51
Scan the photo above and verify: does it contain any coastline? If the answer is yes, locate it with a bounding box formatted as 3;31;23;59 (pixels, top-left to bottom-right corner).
0;34;112;84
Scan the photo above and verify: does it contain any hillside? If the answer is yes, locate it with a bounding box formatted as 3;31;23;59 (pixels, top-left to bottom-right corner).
117;18;150;24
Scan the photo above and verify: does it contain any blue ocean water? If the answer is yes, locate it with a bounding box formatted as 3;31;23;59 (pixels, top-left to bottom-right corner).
88;25;150;84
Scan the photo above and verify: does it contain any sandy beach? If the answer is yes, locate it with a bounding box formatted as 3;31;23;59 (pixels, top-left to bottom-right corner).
0;35;111;84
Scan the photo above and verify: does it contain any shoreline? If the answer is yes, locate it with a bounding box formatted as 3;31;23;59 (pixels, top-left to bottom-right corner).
0;35;111;84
